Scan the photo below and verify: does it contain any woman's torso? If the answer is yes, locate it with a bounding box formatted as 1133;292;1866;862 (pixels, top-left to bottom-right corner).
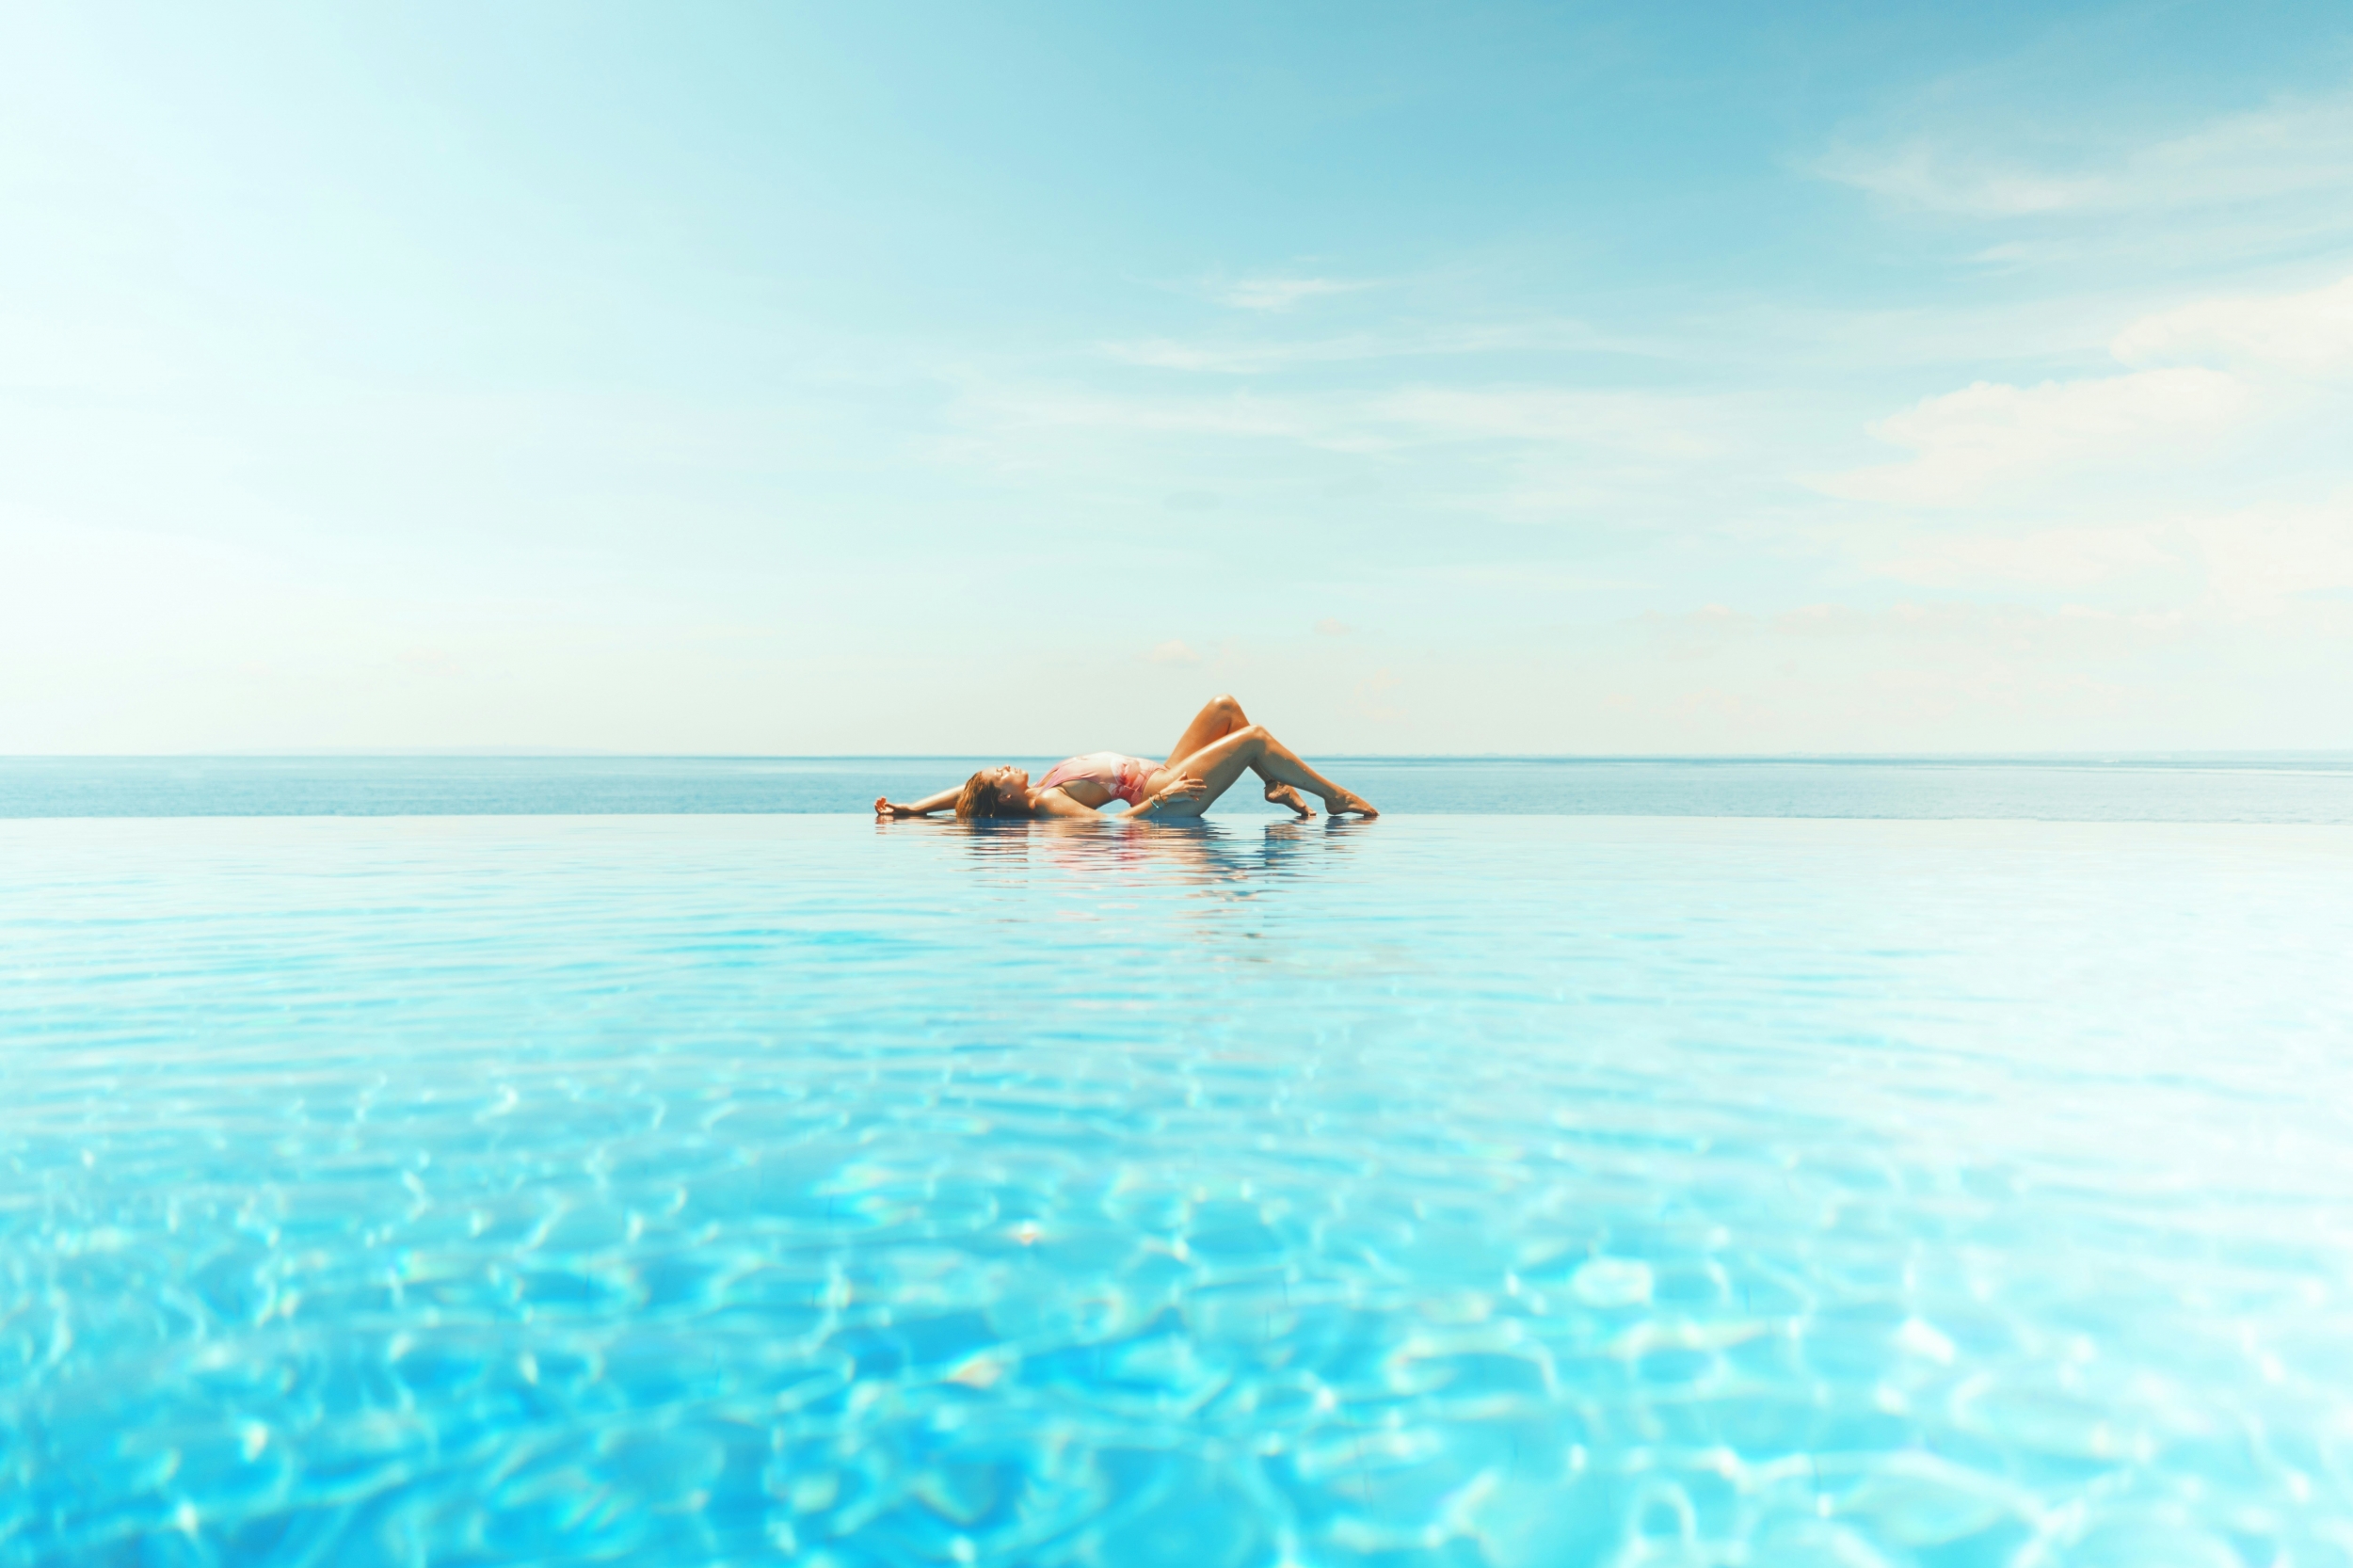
1035;751;1156;807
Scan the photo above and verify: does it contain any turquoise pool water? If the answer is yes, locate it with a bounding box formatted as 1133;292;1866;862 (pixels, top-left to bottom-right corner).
6;813;2352;1565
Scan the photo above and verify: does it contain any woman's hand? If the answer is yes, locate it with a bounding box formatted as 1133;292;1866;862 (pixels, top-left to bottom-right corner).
1140;774;1208;814
875;796;917;820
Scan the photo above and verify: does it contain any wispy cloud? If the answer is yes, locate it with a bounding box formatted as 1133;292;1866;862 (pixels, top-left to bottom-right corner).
1810;144;2094;217
946;379;1731;476
1854;490;2353;618
1353;668;1403;721
958;385;1387;453
2113;273;2353;374
1812;90;2353;219
1873;525;2183;588
1373;386;1723;458
1101;320;1603;375
2185;494;2353;616
1147;638;1201;665
1205;275;1371;312
1817;368;2248;506
1817;264;2353;516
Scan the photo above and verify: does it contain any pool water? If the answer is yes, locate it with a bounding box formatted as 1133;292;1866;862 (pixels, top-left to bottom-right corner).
5;814;2351;1566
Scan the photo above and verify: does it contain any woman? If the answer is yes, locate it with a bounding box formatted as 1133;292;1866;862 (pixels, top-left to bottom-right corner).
873;695;1379;822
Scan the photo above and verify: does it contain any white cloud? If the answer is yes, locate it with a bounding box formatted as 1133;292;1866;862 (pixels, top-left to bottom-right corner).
1147;639;1201;665
1810;143;2095;217
1857;499;2353;616
1107;338;1289;373
963;386;1384;452
1314;617;1353;636
952;380;1719;464
1100;320;1602;375
2122;93;2353;212
1373;386;1721;457
1814;91;2353;219
1208;276;1369;312
2112;274;2353;374
1873;526;2181;587
1353;668;1403;721
1818;367;2247;506
2185;495;2353;615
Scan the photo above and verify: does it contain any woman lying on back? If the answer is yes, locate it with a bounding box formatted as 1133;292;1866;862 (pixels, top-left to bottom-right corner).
873;695;1379;822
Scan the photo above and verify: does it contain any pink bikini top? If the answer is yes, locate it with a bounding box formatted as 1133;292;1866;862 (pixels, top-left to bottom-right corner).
1036;752;1156;807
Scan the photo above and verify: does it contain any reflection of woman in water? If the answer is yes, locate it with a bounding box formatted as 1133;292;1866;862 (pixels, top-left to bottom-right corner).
874;695;1380;823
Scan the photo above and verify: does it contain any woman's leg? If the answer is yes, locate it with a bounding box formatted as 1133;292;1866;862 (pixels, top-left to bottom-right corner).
1161;694;1248;769
1160;695;1317;818
1149;725;1377;818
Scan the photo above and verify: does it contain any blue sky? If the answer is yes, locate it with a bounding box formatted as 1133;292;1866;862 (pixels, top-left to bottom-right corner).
5;1;2351;754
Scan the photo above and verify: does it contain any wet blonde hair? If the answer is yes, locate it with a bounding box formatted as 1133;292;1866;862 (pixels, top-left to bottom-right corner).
953;769;1030;820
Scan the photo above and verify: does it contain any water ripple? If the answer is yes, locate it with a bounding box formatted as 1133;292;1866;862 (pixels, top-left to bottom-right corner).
3;816;2351;1564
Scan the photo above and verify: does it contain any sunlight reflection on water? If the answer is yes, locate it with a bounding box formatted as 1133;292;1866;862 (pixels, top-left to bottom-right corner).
4;815;2350;1566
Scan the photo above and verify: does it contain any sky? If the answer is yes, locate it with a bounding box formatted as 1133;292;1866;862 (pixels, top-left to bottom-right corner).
5;1;2352;757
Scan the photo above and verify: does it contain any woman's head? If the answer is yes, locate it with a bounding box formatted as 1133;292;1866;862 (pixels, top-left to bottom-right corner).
954;764;1032;819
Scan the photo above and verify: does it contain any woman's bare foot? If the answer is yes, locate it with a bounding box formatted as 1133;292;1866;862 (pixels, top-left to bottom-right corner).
1326;791;1379;819
1264;781;1317;819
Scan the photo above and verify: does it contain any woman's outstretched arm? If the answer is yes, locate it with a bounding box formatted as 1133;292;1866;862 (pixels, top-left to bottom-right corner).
875;785;963;819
